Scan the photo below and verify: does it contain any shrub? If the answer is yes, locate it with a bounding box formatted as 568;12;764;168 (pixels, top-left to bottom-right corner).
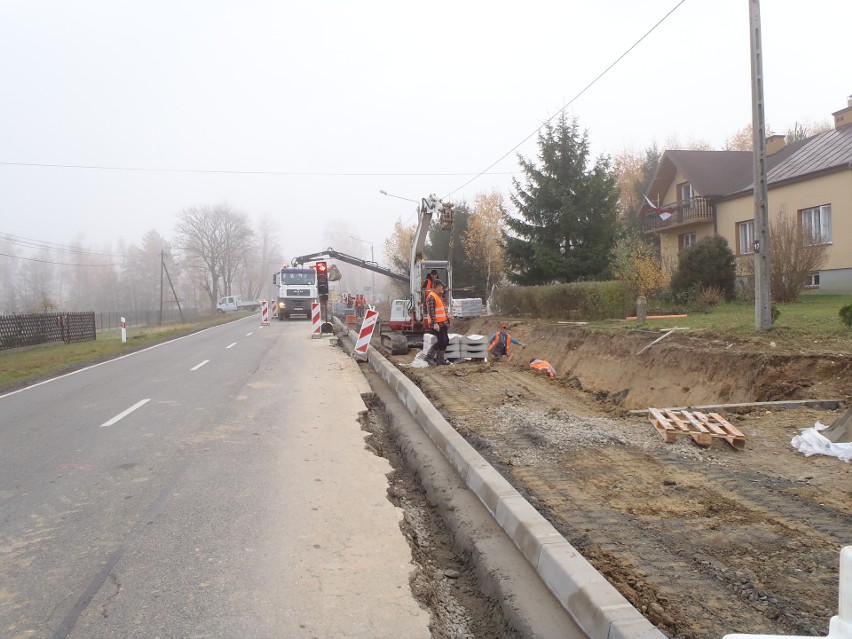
840;303;852;328
692;285;725;313
670;236;736;301
490;281;633;320
610;232;669;305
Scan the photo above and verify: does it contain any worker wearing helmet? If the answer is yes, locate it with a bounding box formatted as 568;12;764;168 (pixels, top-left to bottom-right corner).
424;280;450;366
488;324;525;359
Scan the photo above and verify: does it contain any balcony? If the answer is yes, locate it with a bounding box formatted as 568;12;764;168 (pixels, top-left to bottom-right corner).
643;196;714;232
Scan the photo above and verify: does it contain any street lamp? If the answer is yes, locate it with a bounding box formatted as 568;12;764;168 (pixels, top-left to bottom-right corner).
379;189;418;204
350;235;377;299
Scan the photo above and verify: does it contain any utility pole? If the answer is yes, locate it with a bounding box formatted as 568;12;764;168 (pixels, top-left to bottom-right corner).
749;0;772;331
159;250;165;326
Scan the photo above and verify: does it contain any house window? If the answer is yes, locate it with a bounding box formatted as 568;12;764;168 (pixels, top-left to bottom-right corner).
678;182;694;208
805;272;820;288
737;220;754;255
679;233;696;250
800;204;832;245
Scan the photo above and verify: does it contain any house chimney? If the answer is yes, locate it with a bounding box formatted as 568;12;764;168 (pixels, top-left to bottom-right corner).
832;95;852;129
765;134;786;155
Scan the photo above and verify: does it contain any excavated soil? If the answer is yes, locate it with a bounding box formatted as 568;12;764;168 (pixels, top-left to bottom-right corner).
386;318;852;639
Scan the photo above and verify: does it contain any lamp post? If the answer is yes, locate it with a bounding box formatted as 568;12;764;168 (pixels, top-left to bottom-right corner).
350;235;377;300
379;189;418;204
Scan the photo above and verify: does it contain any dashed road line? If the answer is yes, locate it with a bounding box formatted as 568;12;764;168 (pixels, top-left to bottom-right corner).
226;342;237;349
190;360;209;371
100;399;150;428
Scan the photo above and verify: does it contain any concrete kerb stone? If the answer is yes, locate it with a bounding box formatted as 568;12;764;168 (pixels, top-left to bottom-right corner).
494;495;565;566
353;337;665;639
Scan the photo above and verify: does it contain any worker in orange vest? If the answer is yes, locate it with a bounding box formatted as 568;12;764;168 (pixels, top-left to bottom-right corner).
424;269;438;290
424;280;450;366
488;324;526;359
529;359;556;377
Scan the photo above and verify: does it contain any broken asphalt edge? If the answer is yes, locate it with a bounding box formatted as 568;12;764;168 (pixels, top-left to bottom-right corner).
336;326;666;639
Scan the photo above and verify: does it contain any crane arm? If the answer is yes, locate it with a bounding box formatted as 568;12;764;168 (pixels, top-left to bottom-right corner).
290;248;408;283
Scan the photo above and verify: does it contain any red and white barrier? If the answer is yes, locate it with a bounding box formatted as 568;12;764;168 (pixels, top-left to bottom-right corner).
311;302;321;338
260;300;269;326
354;309;379;356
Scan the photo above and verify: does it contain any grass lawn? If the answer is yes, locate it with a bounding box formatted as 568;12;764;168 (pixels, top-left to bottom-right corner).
590;295;852;351
0;313;254;393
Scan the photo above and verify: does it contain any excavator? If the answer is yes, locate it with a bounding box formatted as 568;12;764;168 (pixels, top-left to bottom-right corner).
291;194;454;354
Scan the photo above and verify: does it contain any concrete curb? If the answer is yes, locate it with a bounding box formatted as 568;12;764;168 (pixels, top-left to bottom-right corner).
349;339;666;639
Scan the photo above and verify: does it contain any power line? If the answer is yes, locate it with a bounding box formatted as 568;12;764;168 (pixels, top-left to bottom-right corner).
0;252;124;267
0;161;515;177
0;232;125;258
446;0;688;198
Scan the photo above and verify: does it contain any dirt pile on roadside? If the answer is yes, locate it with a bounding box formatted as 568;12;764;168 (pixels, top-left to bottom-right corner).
384;320;852;639
449;318;852;409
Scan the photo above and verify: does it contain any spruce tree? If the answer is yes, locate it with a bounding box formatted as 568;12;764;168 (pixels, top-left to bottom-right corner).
504;114;619;285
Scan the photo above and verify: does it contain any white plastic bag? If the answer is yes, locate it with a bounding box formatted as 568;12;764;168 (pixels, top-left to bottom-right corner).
791;422;852;462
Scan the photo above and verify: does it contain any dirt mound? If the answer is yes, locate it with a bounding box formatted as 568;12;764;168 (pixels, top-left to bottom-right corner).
386;319;852;639
450;318;852;409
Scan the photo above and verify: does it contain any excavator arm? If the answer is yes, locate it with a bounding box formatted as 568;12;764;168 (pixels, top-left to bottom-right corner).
290;248;408;284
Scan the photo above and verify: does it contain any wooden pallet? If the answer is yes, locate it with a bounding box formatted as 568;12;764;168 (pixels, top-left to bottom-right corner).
648;408;746;449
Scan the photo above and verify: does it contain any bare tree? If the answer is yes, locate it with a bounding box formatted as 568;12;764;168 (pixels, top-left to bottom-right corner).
220;208;254;296
786;120;832;143
383;218;415;299
463;191;506;297
175;204;226;308
242;214;282;301
725;123;754;151
740;210;829;302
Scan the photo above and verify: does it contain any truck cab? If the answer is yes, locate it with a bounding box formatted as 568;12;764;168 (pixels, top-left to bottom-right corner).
273;267;319;320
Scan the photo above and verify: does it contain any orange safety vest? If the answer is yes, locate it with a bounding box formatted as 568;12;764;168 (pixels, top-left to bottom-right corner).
530;359;556;377
489;331;511;355
427;290;447;326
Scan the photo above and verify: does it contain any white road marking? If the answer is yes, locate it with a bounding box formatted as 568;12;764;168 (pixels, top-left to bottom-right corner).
0;315;258;401
226;342;237;349
190;360;209;371
100;399;150;428
246;332;253;336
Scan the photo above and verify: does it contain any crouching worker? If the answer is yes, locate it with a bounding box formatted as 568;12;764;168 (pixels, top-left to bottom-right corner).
529;358;556;378
488;324;525;359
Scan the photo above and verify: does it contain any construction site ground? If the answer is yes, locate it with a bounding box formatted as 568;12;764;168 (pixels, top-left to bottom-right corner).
382;317;852;639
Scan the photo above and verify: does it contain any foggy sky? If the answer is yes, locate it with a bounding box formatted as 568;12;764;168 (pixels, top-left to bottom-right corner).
1;0;849;266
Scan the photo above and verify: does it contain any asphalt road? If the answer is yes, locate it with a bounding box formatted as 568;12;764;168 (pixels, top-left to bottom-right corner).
0;316;428;639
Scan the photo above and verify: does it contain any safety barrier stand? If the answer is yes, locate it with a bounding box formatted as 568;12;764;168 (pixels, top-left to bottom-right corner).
310;302;322;339
260;300;269;326
724;546;851;639
353;309;378;360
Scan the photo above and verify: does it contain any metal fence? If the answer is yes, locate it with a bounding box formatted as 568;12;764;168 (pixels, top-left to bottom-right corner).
0;312;96;350
94;308;202;332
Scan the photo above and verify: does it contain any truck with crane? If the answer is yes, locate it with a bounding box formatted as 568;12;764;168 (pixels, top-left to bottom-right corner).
290;194;454;353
